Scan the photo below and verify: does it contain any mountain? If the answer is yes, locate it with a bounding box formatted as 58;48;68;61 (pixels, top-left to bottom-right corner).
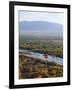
19;21;63;39
19;21;63;31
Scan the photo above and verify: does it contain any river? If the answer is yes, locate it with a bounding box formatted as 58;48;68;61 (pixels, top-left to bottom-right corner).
19;49;63;65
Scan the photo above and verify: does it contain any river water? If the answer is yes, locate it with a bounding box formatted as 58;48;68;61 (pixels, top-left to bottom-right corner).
19;49;63;65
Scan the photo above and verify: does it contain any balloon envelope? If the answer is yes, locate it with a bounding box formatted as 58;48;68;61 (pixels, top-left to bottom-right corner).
43;54;48;59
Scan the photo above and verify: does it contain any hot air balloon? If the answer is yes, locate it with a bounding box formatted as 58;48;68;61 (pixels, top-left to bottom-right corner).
43;53;48;60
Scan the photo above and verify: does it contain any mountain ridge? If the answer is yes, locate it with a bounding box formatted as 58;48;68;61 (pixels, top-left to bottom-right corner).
19;21;63;31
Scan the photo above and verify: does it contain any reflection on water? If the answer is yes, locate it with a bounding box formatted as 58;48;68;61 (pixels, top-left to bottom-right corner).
19;49;63;65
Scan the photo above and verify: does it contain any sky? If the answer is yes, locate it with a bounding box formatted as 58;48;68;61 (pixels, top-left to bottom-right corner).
19;10;64;25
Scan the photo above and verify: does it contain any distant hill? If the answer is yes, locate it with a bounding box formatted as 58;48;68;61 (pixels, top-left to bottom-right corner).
19;21;63;39
19;21;63;31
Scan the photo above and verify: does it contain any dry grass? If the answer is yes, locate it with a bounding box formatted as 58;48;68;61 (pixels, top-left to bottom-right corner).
19;55;63;79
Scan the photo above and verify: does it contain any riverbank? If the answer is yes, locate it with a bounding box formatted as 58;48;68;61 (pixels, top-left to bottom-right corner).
19;47;63;58
19;55;63;79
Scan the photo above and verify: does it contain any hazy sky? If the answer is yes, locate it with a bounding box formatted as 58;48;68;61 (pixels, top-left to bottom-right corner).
19;10;64;25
